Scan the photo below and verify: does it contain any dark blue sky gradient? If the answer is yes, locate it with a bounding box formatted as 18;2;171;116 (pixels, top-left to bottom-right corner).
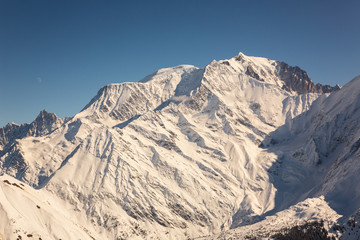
1;0;359;126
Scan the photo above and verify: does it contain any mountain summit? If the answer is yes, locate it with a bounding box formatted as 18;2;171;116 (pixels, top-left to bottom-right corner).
0;53;355;240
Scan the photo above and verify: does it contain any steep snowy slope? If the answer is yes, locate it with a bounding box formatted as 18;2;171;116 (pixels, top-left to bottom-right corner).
263;76;360;219
200;77;360;240
0;53;340;239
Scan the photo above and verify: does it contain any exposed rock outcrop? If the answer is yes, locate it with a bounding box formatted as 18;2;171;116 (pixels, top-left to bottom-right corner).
277;62;340;94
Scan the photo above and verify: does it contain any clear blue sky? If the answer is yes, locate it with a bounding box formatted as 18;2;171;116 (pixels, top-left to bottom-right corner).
1;0;359;127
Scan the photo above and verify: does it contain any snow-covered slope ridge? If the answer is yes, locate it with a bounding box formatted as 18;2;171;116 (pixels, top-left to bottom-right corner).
0;52;340;239
79;64;202;123
264;76;360;218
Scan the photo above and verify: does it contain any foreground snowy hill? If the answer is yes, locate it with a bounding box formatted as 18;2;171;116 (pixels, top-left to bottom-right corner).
1;52;356;239
0;175;101;239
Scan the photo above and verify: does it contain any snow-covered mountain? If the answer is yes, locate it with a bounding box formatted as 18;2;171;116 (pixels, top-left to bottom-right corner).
1;52;357;240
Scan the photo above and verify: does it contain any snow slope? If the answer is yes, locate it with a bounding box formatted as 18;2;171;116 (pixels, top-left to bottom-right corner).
0;52;345;239
0;175;102;240
263;76;360;219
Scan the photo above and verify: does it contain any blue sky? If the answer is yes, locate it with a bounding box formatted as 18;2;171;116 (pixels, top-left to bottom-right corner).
1;0;359;127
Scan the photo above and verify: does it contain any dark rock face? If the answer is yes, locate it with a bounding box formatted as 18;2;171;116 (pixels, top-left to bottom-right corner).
0;143;28;181
0;123;22;146
0;110;59;146
277;62;340;94
245;64;263;82
29;110;59;136
315;83;341;93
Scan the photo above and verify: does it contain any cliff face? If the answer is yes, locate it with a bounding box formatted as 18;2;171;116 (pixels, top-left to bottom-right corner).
277;62;340;94
0;123;22;146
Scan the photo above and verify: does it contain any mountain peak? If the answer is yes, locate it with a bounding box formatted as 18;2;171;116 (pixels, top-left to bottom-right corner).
0;110;60;147
230;52;339;94
35;109;57;121
32;110;58;134
233;51;251;61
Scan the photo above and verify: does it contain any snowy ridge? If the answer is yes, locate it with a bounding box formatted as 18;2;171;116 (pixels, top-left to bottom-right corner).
79;65;201;124
0;52;349;239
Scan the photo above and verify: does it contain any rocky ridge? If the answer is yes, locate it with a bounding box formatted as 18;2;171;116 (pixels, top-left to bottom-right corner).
0;110;63;146
276;61;340;94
